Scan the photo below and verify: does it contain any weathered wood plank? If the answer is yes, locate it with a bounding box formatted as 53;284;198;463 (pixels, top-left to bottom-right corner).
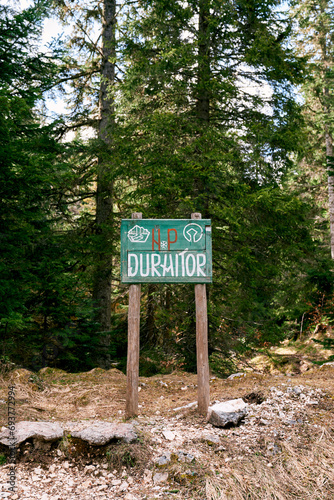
192;213;210;415
126;212;142;418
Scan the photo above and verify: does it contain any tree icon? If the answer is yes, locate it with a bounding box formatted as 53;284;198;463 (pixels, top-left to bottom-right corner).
183;223;203;243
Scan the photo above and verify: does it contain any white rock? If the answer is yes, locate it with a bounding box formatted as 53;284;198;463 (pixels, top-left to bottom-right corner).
173;402;197;412
207;399;248;427
124;494;139;500
227;373;246;380
111;479;122;486
153;472;168;484
0;421;63;446
203;433;220;445
143;469;153;484
162;430;175;441
70;422;137;445
119;481;129;491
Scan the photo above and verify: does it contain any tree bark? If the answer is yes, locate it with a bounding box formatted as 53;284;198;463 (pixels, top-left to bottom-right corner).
194;0;210;218
126;212;142;418
326;131;334;259
192;213;210;415
93;0;116;367
319;2;334;259
196;0;210;123
145;284;157;345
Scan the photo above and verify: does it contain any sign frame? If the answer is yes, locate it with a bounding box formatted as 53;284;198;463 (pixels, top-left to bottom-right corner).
121;218;212;284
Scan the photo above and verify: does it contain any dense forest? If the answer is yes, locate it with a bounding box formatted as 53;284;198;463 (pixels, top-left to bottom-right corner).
1;0;334;375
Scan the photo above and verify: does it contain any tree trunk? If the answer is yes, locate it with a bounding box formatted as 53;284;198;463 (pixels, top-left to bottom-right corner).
196;0;210;124
326;131;334;259
319;3;334;259
93;0;116;367
145;284;157;345
195;0;210;218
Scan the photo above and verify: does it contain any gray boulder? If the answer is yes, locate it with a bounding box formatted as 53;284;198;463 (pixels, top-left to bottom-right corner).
207;398;247;427
70;422;137;445
0;421;63;447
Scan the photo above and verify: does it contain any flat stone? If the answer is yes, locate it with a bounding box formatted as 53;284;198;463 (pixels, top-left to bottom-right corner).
153;472;168;484
162;430;175;441
0;421;63;446
143;469;153;484
119;481;129;491
207;399;247;427
176;451;195;463
203;433;220;445
70;422;137;445
286;420;297;426
155;453;171;467
111;479;122;486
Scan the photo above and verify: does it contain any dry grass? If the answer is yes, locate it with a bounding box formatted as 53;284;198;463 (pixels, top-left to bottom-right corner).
106;440;152;473
206;428;334;499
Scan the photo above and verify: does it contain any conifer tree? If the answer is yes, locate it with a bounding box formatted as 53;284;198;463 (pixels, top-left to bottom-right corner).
114;0;323;359
292;0;334;258
54;0;119;366
0;1;101;370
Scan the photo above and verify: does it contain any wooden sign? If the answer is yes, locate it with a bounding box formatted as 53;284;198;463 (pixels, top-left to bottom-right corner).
121;219;212;284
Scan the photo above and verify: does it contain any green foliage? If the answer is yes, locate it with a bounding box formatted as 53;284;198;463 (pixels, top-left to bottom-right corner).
209;352;237;378
290;0;334;249
0;1;104;371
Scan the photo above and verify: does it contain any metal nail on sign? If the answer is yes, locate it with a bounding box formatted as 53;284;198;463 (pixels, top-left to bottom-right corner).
121;219;212;283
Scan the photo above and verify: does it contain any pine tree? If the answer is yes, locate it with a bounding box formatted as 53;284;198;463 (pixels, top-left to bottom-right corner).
92;0;116;367
0;1;101;370
292;0;334;258
114;0;323;360
53;0;120;367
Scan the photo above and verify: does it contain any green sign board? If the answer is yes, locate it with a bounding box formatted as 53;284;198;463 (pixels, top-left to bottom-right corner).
121;219;212;284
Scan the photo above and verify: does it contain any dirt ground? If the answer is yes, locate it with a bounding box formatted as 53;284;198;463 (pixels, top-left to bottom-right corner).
1;363;334;499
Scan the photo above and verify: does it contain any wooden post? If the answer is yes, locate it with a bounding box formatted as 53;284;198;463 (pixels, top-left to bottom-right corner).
192;212;210;415
126;212;142;418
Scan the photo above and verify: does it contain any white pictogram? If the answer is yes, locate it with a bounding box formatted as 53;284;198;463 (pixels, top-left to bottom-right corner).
127;225;150;243
183;223;203;243
161;241;168;249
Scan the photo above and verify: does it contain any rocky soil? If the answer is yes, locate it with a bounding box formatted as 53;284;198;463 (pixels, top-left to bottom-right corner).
1;363;334;499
